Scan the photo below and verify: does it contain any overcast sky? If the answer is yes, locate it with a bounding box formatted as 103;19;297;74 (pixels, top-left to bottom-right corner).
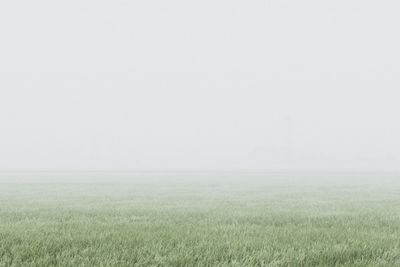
1;0;399;171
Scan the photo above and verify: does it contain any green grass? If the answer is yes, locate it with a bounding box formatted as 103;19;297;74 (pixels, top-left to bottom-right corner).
1;173;400;266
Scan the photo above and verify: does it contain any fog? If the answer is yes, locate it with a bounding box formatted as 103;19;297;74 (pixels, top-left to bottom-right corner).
1;0;400;171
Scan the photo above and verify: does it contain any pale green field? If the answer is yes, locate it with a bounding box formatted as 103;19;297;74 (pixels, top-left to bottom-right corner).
1;173;400;266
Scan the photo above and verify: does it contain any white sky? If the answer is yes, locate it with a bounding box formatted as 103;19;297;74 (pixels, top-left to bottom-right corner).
1;0;400;171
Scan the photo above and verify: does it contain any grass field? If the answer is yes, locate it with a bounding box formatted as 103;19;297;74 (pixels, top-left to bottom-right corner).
1;173;400;266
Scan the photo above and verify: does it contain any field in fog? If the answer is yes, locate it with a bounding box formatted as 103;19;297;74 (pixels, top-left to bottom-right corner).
1;173;400;266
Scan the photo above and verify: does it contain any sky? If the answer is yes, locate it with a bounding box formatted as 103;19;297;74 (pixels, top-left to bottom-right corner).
1;0;400;171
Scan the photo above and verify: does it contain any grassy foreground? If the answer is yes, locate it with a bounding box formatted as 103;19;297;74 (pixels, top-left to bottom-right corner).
1;173;400;266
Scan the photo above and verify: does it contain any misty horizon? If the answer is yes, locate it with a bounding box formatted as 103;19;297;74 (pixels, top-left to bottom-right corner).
1;0;400;171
